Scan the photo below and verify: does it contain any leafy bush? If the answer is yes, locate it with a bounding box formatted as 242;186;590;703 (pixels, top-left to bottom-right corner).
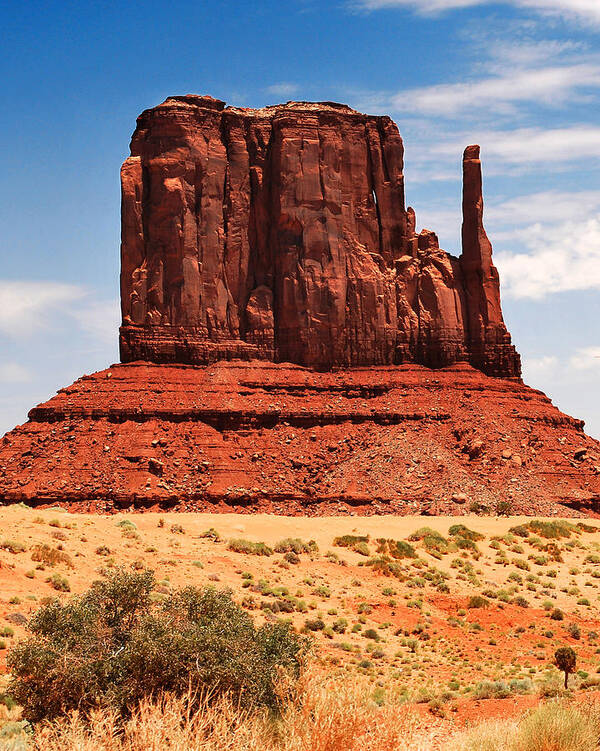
8;567;306;722
0;539;27;554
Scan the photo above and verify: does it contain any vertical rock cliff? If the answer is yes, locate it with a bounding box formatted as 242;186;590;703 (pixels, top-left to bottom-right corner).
119;95;520;377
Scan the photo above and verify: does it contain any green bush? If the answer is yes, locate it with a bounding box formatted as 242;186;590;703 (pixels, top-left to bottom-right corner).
448;524;484;542
8;567;306;723
333;535;370;555
375;539;417;559
274;538;317;554
228;538;273;556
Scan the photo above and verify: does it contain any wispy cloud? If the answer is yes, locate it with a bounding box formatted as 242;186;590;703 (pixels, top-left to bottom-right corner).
569;346;600;370
390;63;599;117
0;281;85;337
264;83;300;98
0;280;118;347
0;362;32;383
353;0;600;24
495;215;600;298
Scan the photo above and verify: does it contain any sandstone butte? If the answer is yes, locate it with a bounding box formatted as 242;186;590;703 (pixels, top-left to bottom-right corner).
0;95;599;516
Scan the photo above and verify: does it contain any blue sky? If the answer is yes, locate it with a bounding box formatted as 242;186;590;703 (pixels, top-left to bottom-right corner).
1;0;599;438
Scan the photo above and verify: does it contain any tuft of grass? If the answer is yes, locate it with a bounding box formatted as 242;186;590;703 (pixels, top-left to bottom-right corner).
31;543;73;568
0;539;27;554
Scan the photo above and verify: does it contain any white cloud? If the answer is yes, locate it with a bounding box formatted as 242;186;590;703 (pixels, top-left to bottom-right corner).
495;215;600;298
354;0;600;23
0;362;32;383
0;281;85;337
77;299;120;346
265;83;300;98
569;346;600;370
487;190;600;228
433;126;600;165
522;355;559;377
390;63;600;117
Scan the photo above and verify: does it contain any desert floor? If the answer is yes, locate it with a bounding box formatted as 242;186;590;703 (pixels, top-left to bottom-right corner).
2;506;600;732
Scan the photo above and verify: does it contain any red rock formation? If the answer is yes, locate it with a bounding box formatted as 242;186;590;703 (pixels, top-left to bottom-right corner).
119;96;520;377
461;145;520;377
1;361;599;515
4;95;597;517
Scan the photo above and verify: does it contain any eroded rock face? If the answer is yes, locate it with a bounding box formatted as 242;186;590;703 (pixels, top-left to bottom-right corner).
1;361;599;515
119;96;520;377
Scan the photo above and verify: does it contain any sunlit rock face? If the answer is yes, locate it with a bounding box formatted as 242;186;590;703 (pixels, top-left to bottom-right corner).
119;95;520;378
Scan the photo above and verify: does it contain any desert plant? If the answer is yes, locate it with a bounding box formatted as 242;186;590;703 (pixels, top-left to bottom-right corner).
8;567;306;723
555;646;577;688
228;538;273;556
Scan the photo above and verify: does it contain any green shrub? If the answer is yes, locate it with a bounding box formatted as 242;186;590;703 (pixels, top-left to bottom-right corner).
228;539;273;556
8;567;306;723
0;539;27;554
375;539;417;559
333;535;370;555
47;573;70;591
274;538;317;554
467;595;490;609
200;528;221;541
448;524;484;542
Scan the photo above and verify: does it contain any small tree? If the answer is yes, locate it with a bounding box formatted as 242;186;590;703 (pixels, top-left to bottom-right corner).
554;646;576;689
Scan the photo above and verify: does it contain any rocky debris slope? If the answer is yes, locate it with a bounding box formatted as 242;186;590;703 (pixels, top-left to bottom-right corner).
1;361;598;515
119;96;519;377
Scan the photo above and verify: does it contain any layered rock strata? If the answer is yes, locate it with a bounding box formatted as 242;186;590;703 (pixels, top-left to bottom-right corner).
1;361;598;515
119;96;520;377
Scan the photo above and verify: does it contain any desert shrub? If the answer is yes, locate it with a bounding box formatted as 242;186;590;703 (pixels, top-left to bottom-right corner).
274;538;318;554
376;538;417;559
359;556;405;579
509;524;529;538
551;607;564;620
8;567;306;723
31;543;73;568
304;617;325;632
284;551;300;565
333;535;370;557
448;524;484;542
47;573;70;591
473;680;511;700
0;539;27;554
468;595;490;609
228;539;273;556
200;528;221;541
408;528;452;558
567;623;581;640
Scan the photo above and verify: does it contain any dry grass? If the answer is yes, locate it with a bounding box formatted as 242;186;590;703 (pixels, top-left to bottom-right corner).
449;698;600;751
24;671;440;751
